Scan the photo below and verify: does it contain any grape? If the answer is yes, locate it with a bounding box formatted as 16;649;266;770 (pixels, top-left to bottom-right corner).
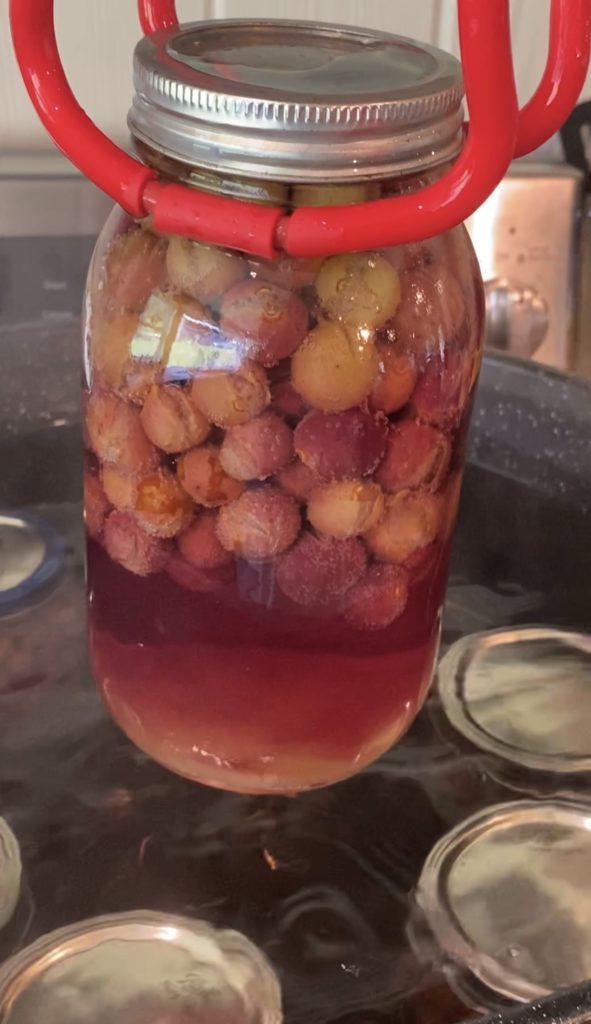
102;229;167;314
191;360;270;427
91;312;137;392
178;512;233;570
316;252;401;329
344;565;409;630
166;552;235;593
366;491;442;563
307;480;384;539
369;343;418;414
220;279;309;367
166;236;247;304
276;533;367;609
277;459;318;503
103;510;172;576
134;469;194;538
271;378;308;421
216;486;300;560
410;351;472;429
140;385;210;453
220;413;293;481
85;392;159;473
101;465;137;511
403;540;440;585
393;263;466;358
376;420;451;493
294;407;387;480
291;320;378;413
177;445;246;507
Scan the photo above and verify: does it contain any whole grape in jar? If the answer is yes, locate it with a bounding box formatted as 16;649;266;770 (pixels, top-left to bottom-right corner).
84;21;484;794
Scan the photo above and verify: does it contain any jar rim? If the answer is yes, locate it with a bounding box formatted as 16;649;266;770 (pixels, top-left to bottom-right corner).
129;18;464;183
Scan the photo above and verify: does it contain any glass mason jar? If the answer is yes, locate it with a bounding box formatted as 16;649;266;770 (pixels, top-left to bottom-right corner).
83;21;484;794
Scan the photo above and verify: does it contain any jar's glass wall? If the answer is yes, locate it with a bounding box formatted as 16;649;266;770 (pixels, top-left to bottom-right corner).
83;179;484;794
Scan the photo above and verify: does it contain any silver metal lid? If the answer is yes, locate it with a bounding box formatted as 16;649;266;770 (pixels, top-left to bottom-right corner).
129;20;464;182
0;512;66;619
437;628;591;773
0;819;21;933
415;799;591;1010
0;912;282;1024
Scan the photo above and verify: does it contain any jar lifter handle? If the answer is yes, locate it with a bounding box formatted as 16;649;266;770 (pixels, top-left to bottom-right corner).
139;0;178;34
10;0;155;220
9;0;591;258
9;0;283;255
515;0;591;157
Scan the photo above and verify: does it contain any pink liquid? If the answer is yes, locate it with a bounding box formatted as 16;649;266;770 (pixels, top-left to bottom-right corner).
87;538;449;793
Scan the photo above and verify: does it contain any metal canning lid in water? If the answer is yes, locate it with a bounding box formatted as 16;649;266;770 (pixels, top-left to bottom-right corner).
129;19;464;181
0;819;21;932
0;512;66;619
415;799;591;1009
437;627;591;773
0;911;282;1024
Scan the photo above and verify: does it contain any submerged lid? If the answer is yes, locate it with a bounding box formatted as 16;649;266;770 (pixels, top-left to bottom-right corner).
437;627;591;773
0;911;282;1023
415;799;591;1010
0;512;66;619
0;819;21;932
129;19;464;181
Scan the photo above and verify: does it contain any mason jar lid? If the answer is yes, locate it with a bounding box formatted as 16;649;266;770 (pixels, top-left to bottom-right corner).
437;628;591;774
129;19;464;182
414;800;591;1011
0;512;66;620
0;911;282;1023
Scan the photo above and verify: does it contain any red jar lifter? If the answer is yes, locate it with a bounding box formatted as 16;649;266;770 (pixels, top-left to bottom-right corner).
9;0;591;259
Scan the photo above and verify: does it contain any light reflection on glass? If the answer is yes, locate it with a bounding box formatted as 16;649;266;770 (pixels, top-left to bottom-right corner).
131;292;244;383
131;292;177;362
